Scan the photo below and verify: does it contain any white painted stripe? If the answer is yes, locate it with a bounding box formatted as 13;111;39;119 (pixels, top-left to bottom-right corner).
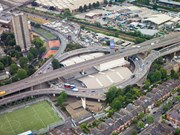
96;78;103;87
106;75;114;83
116;72;124;80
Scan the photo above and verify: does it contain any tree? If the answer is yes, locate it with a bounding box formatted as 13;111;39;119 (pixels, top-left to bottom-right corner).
83;4;87;11
52;59;60;69
31;1;38;6
170;69;179;79
174;128;180;135
1;56;12;67
88;3;92;9
8;39;16;46
63;8;72;18
92;3;96;8
131;130;137;135
79;6;83;12
111;96;124;110
104;0;108;4
96;1;100;7
15;45;21;52
32;37;44;49
39;46;46;56
144;79;151;89
49;6;56;11
27;65;35;76
17;69;27;80
29;47;38;58
9;64;18;75
146;115;154;124
57;91;67;105
163;101;172;112
153;4;158;10
0;62;4;71
27;52;34;61
19;57;28;68
160;68;167;80
136;121;145;129
106;86;118;104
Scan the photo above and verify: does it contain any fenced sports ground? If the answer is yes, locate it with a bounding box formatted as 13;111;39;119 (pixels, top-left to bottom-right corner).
0;100;64;135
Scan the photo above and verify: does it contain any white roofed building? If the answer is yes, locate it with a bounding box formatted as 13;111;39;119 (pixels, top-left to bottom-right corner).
143;14;172;29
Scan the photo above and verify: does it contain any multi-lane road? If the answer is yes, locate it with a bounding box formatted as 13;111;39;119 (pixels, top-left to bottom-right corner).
0;32;180;97
0;43;179;106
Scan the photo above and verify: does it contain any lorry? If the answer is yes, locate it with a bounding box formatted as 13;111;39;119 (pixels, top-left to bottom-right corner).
0;91;6;96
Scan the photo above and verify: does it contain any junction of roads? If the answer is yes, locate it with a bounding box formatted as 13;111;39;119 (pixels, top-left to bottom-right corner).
0;31;180;106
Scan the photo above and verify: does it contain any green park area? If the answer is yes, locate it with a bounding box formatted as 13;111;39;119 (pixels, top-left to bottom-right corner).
35;28;56;39
0;101;62;135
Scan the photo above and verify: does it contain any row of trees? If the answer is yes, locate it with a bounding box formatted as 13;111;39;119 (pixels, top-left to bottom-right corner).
0;33;47;85
145;57;179;90
106;85;142;112
65;42;82;52
78;2;100;13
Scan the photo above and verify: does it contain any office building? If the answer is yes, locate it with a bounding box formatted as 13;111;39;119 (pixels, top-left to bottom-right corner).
12;12;31;51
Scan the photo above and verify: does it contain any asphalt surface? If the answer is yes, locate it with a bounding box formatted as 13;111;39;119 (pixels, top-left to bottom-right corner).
0;33;179;96
0;43;179;105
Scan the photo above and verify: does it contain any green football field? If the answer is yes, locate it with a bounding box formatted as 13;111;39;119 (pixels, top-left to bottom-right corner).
0;101;62;135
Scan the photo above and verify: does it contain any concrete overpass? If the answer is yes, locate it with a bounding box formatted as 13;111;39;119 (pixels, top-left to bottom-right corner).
0;32;180;97
0;42;179;106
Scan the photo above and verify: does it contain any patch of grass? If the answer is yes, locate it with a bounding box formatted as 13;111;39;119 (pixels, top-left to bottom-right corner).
0;101;62;135
35;28;56;39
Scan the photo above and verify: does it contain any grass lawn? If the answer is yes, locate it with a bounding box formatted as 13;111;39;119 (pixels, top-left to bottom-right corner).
0;101;62;135
36;28;56;39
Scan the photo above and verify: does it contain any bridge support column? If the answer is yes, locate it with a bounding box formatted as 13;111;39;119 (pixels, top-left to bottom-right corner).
174;52;176;57
81;97;86;109
98;99;100;102
125;56;128;60
53;94;56;97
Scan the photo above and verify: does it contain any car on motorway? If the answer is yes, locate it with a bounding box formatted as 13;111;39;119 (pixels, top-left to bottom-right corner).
137;45;141;48
151;42;155;45
0;91;6;96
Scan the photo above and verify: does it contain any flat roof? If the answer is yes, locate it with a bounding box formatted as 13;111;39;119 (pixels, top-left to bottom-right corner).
0;11;12;24
144;14;172;25
79;67;132;89
158;0;180;6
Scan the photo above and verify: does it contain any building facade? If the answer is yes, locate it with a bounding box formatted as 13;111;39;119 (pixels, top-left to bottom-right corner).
12;12;31;52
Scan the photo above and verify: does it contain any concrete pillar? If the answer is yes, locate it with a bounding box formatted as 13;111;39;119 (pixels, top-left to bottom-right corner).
53;94;56;97
174;52;176;57
81;97;86;109
125;56;128;60
98;99;100;102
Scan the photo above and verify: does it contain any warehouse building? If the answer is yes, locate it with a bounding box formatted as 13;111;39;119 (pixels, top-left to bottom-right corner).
35;0;104;12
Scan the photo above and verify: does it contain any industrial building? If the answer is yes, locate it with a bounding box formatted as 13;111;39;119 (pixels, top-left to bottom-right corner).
61;53;105;66
35;0;104;12
79;66;132;89
12;12;31;52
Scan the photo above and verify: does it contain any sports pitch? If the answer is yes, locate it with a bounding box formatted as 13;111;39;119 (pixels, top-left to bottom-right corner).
0;101;62;135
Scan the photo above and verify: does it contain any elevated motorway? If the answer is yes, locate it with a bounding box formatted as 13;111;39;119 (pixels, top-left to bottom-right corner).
0;33;180;97
0;43;179;105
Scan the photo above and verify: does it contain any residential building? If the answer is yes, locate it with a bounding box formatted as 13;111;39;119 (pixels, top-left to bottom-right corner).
139;122;174;135
166;103;180;127
12;12;31;52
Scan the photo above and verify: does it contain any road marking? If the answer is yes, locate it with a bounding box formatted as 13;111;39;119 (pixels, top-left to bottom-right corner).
5;114;15;134
32;106;46;127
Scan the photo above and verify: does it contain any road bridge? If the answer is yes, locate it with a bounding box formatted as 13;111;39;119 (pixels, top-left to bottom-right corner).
0;33;180;96
0;43;179;105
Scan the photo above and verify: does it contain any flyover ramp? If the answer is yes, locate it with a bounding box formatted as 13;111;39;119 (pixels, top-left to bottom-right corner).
0;43;179;105
0;33;180;96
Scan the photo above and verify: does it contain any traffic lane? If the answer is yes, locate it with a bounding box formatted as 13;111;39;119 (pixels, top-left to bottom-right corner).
0;40;180;94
